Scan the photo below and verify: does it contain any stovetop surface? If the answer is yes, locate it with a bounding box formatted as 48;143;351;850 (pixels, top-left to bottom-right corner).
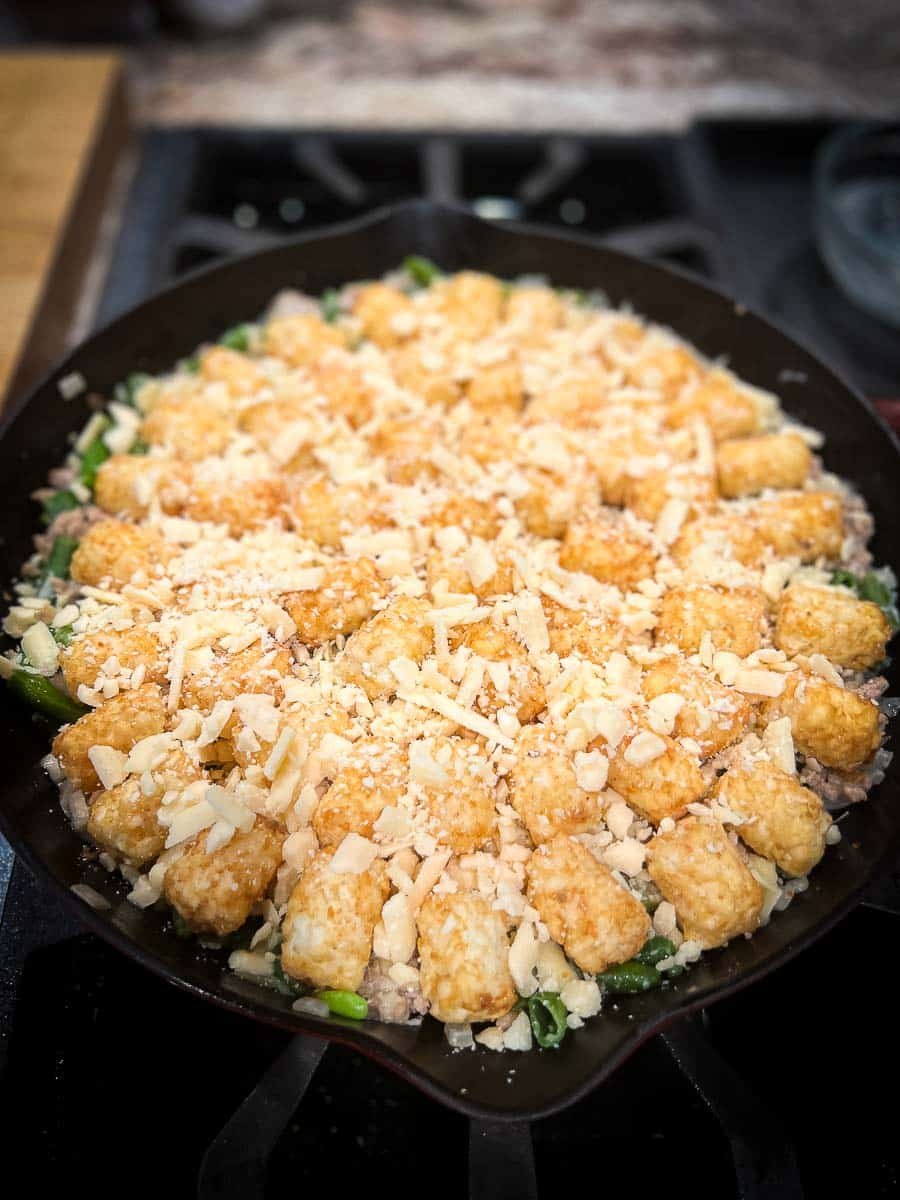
2;118;898;1198
2;857;896;1198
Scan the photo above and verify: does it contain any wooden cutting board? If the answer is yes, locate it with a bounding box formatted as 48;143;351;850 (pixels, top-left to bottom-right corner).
0;52;128;413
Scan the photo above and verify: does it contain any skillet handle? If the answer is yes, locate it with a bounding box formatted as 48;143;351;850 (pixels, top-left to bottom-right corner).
197;1034;327;1200
469;1119;538;1200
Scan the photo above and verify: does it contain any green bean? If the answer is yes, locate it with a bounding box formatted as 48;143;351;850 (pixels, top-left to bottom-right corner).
171;911;195;939
597;961;662;995
52;625;74;647
45;535;78;581
6;670;88;724
114;372;151;407
37;535;79;598
567;288;589;306
316;989;368;1020
179;354;200;374
129;439;151;456
78;422;111;489
321;290;343;323
403;256;442;287
859;572;900;627
42;489;79;525
831;569;857;590
271;957;301;997
636;936;677;967
219;324;253;352
526;991;568;1049
831;568;899;630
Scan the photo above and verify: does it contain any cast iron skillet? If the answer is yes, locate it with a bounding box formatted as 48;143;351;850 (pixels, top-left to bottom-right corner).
1;200;899;1121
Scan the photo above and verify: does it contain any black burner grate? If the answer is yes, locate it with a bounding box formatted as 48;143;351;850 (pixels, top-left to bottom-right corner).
98;129;724;327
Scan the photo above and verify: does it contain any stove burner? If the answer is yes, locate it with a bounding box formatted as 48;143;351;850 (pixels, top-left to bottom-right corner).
195;1018;803;1200
4;119;900;1199
198;1035;327;1200
97;130;718;325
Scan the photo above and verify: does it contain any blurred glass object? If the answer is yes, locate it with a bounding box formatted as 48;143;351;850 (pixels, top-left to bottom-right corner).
164;0;269;34
816;124;900;329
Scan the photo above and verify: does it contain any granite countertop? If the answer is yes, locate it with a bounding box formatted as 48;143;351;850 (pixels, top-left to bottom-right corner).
130;0;900;130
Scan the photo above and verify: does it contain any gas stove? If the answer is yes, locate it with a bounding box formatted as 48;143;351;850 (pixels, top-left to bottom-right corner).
2;121;898;1199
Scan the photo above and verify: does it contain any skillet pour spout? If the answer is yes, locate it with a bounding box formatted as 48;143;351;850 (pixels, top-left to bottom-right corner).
1;200;898;1120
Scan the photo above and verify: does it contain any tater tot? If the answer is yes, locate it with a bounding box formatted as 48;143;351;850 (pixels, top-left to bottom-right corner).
415;735;497;854
646;816;763;947
313;358;376;429
87;747;200;867
288;475;386;548
353;283;416;348
238;396;309;440
560;515;657;590
199;345;266;396
313;738;407;847
623;468;717;523
179;644;293;712
450;619;545;722
238;398;318;471
87;778;166;867
514;466;591;540
665;370;762;441
70;519;170;589
282;557;386;646
426;544;515;601
642;656;752;759
433;271;504;339
761;671;881;769
336;596;433;700
94;455;190;520
656;584;766;658
163;816;283;937
263;313;346;366
231;698;351;773
52;683;167;793
505;285;564;338
140;400;235;460
585;430;661;504
368;414;442;485
716;432;811;498
541;597;626;665
508;724;603;844
455;411;518;466
391;342;462;407
627;343;702;398
605;728;706;824
526;834;651;974
671;512;766;570
60;625;166;695
426;493;501;540
417;891;516;1023
714;760;831;877
281;850;389;990
525;373;608;430
183;477;287;536
752;491;843;563
774;583;891;670
466;363;524;413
